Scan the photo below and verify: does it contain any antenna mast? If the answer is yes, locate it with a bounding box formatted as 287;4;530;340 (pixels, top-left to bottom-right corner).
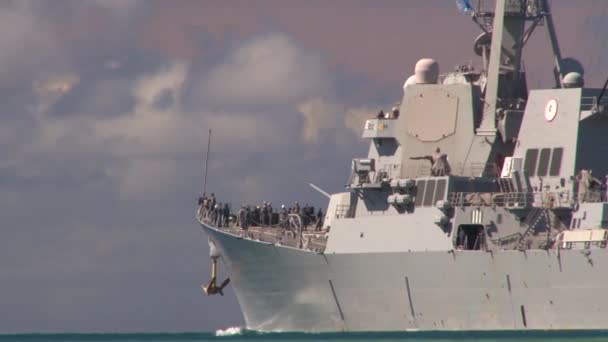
203;129;212;195
472;0;560;135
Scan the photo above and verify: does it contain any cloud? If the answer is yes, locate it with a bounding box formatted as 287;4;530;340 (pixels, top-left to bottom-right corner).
51;78;136;119
119;158;178;199
295;97;382;145
2;0;608;334
344;106;377;136
201;34;332;110
134;62;187;109
296;97;342;143
20;53;300;203
0;11;370;238
91;0;142;13
91;61;289;160
0;4;60;85
0;10;371;331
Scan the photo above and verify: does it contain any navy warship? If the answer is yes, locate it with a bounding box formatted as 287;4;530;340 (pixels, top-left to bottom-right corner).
197;0;608;331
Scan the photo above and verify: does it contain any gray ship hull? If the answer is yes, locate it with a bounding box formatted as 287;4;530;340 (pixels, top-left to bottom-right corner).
194;0;608;332
202;223;608;332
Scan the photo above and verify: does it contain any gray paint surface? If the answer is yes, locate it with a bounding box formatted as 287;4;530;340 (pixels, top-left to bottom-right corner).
197;0;608;332
204;224;608;332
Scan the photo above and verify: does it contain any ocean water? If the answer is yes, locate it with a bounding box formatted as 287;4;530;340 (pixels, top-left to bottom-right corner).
2;330;608;342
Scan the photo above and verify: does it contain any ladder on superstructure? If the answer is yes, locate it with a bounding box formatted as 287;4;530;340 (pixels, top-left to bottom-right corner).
497;177;515;193
516;208;551;250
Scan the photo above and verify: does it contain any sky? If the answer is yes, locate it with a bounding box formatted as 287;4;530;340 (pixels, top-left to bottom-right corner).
1;0;608;334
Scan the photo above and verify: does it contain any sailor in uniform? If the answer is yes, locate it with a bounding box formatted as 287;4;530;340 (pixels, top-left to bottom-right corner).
410;147;451;176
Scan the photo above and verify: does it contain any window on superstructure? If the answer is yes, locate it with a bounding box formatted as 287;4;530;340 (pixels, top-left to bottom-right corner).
549;147;564;176
423;180;436;207
434;179;447;203
523;148;539;176
537;148;551;177
375;138;398;156
414;180;426;207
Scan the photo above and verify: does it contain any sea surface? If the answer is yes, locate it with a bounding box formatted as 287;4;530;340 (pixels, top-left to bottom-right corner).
3;329;608;342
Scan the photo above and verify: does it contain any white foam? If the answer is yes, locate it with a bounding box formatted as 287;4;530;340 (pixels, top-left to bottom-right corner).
215;326;243;337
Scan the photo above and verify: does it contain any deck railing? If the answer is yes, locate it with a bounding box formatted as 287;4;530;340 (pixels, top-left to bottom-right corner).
404;162;500;178
449;191;572;208
580;96;608;112
574;189;605;204
197;207;328;252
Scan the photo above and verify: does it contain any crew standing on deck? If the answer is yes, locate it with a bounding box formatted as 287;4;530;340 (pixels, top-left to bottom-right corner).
237;206;246;228
197;196;205;218
216;203;223;227
315;208;324;231
577;169;600;202
410;147;451;176
280;204;288;228
206;197;324;230
268;202;274;225
253;206;260;225
245;206;252;228
262;203;269;226
223;203;230;226
601;176;608;202
210;193;216;209
391;106;400;119
603;176;608;202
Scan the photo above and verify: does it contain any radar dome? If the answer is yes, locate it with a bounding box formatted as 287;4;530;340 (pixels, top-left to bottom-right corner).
403;75;417;89
562;72;584;88
414;58;439;84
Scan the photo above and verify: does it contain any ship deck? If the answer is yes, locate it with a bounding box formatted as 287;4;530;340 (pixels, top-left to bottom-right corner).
198;212;328;253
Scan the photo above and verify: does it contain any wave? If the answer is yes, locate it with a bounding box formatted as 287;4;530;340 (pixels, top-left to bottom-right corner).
214;326;243;337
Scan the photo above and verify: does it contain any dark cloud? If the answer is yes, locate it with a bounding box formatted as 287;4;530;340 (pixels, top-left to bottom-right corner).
50;78;136;119
152;88;176;110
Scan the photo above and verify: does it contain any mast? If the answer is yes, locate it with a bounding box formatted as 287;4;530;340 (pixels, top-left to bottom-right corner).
540;0;564;88
475;0;561;135
203;129;212;195
478;0;527;135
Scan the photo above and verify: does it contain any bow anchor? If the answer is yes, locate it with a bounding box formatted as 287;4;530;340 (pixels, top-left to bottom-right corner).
202;257;230;296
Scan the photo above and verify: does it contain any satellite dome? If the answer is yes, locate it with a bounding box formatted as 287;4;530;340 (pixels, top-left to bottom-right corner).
414;58;439;84
562;72;583;88
403;75;417;89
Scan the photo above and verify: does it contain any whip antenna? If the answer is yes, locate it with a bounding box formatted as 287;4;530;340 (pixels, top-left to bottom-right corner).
598;76;608;106
203;129;212;195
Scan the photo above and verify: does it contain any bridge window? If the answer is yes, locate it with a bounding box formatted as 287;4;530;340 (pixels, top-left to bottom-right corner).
414;180;425;206
537;148;551;177
434;179;447;203
423;180;436;207
549;147;563;176
524;148;539;176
